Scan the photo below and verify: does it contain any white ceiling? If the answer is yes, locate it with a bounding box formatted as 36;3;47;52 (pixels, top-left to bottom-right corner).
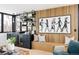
0;4;71;15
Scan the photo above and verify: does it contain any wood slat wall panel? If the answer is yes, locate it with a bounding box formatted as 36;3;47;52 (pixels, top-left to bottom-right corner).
49;8;55;42
35;5;78;43
70;5;76;38
74;5;78;40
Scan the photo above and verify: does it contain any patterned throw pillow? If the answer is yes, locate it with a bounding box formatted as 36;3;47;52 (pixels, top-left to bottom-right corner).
38;35;45;42
65;36;74;45
34;35;39;42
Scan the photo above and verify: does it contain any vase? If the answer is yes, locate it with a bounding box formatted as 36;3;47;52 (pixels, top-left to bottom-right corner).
7;43;15;51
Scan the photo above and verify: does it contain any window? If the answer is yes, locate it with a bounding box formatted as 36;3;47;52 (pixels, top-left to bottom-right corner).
3;15;12;32
16;16;20;32
22;26;26;31
0;14;1;32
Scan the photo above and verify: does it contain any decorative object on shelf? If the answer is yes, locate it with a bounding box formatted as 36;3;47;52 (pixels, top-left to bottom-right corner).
39;15;71;33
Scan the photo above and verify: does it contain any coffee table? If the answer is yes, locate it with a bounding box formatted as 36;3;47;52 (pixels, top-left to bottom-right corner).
14;47;53;55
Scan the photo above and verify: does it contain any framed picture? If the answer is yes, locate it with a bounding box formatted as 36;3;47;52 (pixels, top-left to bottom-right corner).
39;15;71;33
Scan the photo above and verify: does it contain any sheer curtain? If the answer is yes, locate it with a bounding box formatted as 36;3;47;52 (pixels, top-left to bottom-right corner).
4;15;12;32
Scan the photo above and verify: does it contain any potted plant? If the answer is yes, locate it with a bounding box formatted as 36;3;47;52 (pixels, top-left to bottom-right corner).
7;36;16;51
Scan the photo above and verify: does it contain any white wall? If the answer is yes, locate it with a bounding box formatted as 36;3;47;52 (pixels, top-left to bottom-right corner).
0;33;7;46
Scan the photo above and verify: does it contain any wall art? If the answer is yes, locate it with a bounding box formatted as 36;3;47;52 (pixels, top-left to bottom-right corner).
39;15;71;33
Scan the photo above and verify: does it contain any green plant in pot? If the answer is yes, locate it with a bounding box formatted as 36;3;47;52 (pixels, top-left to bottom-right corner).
7;36;16;51
8;37;16;44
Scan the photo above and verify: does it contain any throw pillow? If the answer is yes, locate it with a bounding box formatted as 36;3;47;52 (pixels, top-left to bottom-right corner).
34;35;39;42
68;40;79;54
65;36;74;45
38;35;45;42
